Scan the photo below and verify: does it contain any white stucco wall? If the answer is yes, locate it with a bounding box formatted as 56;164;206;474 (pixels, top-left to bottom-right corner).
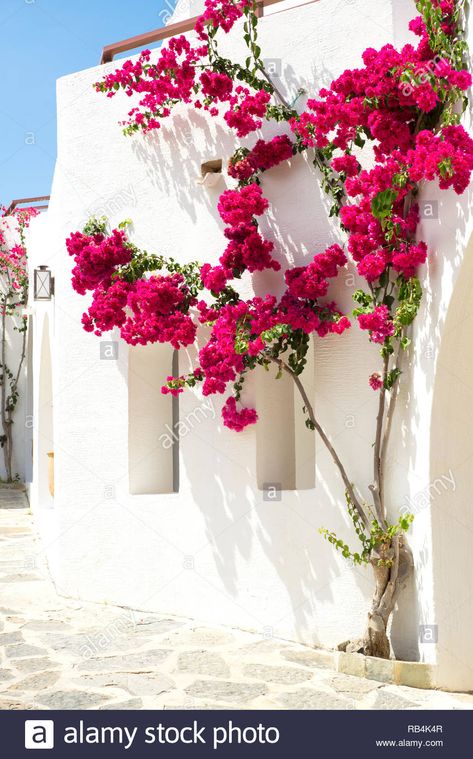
387;0;473;692
26;212;56;510
25;0;473;691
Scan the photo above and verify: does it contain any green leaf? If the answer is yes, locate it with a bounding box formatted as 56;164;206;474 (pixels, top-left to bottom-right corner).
117;218;132;230
371;188;397;220
400;336;411;350
378;269;389;289
384;367;402;391
395;278;423;326
352;289;372;307
354;132;366;148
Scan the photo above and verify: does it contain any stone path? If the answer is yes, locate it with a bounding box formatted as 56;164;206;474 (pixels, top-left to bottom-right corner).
1;491;473;710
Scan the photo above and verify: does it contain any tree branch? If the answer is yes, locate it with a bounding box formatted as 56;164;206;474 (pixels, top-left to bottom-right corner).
257;64;290;110
9;324;27;407
379;333;407;503
369;352;389;528
269;356;370;530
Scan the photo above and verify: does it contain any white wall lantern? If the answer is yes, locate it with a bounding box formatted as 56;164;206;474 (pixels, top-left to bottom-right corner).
34;266;54;301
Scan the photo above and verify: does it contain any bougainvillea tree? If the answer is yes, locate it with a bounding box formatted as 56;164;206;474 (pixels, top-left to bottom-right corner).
67;0;473;658
0;206;38;481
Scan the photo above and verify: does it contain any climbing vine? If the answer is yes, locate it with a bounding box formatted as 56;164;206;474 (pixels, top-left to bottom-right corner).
0;206;38;482
68;0;473;658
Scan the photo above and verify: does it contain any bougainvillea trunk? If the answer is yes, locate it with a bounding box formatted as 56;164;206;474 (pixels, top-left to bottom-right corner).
2;426;13;483
366;541;414;658
342;539;414;659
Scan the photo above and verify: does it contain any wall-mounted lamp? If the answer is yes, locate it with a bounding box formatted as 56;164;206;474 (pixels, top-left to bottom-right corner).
34;266;55;301
196;159;223;188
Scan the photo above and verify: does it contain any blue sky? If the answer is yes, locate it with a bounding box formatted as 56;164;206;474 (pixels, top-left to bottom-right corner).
0;0;171;208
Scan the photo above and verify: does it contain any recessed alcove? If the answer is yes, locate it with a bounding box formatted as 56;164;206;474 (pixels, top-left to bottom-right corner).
256;345;315;490
128;343;177;495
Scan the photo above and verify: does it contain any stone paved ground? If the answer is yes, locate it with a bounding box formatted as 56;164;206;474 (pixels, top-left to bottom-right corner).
1;491;473;711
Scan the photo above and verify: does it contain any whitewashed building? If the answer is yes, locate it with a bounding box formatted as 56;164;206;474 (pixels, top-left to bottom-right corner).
19;0;473;691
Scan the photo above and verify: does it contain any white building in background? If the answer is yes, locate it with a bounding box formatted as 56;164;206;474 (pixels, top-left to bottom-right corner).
21;0;473;691
0;215;32;484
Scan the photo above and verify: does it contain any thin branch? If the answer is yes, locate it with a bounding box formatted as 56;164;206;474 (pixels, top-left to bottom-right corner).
0;297;10;480
369;352;389;528
258;64;290;110
9;326;27;407
269;356;370;530
379;332;407;502
0;299;6;429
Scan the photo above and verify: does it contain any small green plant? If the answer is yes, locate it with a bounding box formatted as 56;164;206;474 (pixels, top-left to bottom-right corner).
320;493;414;566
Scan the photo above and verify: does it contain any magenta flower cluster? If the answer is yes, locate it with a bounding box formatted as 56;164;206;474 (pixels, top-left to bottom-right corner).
75;0;473;420
0;206;38;293
66;231;197;349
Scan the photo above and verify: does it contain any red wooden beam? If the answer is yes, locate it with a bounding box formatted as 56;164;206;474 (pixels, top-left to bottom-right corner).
100;0;317;63
100;15;198;64
5;196;50;216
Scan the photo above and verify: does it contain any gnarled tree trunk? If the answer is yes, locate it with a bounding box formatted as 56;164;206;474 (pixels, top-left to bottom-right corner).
277;354;414;660
340;537;414;658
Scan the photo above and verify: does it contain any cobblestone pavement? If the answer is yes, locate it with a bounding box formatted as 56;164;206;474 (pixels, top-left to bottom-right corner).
1;492;473;711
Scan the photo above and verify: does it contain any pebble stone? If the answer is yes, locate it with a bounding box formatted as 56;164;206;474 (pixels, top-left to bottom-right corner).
242;663;312;685
35;690;110;710
177;650;230;678
7;671;60;692
277;689;357;710
185;680;268;703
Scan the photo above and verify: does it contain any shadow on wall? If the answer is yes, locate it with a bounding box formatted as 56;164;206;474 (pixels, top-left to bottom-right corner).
388;135;472;668
131;110;233;226
116;301;371;643
38;314;54;507
123;96;473;657
181;389;375;643
24;316;34;484
118;91;382;642
130;103;344;266
108;85;388;643
429;211;473;689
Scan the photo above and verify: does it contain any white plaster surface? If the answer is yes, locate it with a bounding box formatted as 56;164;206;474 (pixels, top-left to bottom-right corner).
21;0;473;691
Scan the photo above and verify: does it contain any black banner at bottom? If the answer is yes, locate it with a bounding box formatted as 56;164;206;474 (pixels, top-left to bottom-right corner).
2;709;466;757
